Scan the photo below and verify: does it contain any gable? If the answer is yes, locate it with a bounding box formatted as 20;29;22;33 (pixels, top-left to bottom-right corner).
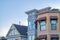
14;24;27;35
6;24;27;37
7;24;20;36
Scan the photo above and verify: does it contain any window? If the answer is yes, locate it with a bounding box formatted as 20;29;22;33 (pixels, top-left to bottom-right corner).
28;21;35;30
40;38;46;40
28;36;31;40
16;39;18;40
28;22;31;30
51;38;58;40
51;19;57;30
32;21;35;30
32;35;35;40
40;20;46;31
28;35;35;40
15;29;18;35
9;29;15;35
29;22;31;26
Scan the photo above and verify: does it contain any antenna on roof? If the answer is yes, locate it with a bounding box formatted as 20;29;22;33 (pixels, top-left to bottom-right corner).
19;21;21;25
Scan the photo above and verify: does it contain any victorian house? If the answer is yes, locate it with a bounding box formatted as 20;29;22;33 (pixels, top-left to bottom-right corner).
26;7;60;40
6;7;60;40
35;8;60;40
6;24;27;40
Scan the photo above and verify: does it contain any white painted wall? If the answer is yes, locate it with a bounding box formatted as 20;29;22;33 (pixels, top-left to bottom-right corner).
7;25;27;40
9;25;20;36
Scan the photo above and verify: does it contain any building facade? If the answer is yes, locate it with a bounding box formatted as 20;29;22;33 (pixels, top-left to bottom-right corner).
26;9;38;40
6;7;60;40
6;24;27;40
35;8;60;40
26;7;51;40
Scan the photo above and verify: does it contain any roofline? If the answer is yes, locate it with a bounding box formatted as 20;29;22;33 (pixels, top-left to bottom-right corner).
6;24;13;37
6;24;21;37
38;7;51;13
13;24;28;27
25;7;51;15
25;9;38;15
38;9;60;15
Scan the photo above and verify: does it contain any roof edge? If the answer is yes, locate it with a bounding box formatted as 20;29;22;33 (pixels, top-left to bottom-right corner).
25;9;38;14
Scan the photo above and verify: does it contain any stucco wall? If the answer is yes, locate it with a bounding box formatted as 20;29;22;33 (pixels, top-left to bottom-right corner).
37;13;60;40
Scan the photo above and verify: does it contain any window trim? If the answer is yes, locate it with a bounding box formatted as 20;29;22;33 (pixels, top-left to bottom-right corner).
50;19;57;30
40;20;46;31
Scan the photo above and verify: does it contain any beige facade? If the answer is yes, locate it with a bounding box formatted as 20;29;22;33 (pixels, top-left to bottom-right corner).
36;10;60;40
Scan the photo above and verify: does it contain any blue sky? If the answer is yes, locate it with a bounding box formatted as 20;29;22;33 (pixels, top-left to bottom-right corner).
0;0;60;37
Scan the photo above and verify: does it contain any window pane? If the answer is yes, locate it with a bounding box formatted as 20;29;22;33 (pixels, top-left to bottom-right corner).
51;20;57;24
40;26;46;31
51;38;58;40
29;22;31;26
40;21;46;25
40;39;46;40
32;24;35;29
51;25;56;30
28;36;31;40
29;21;35;30
51;19;57;30
28;22;31;30
32;35;35;40
40;21;46;31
